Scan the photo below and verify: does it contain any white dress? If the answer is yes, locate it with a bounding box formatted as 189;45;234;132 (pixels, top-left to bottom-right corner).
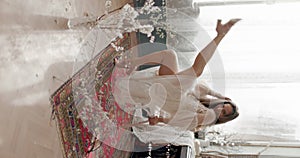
113;66;216;131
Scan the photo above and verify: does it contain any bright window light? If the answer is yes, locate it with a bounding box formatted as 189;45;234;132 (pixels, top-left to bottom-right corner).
196;2;300;141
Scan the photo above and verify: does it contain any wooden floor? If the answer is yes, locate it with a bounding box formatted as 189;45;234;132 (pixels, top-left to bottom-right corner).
0;101;62;158
0;0;128;157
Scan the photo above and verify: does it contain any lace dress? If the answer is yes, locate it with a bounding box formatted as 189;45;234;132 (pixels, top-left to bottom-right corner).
113;66;216;131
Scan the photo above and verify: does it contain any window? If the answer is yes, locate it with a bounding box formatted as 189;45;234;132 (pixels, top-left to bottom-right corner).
194;1;300;142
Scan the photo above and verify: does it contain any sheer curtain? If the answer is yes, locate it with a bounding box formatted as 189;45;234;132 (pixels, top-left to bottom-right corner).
195;2;300;141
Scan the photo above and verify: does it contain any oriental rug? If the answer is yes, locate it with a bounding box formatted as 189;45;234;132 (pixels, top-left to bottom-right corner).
50;33;135;158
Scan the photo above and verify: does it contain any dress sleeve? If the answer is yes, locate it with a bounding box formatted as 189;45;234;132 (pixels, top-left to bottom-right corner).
165;110;199;131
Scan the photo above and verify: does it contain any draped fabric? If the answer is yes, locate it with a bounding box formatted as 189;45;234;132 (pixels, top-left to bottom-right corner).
113;66;217;131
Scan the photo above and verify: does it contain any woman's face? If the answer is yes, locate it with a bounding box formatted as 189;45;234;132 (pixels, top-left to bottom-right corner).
215;103;233;118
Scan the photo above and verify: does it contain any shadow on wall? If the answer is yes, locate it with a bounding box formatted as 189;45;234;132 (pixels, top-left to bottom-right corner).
0;13;69;31
0;62;74;106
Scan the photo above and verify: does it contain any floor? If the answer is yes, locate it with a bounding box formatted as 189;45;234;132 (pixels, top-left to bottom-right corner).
0;0;128;157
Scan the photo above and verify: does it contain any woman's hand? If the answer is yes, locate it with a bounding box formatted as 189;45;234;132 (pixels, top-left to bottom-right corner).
224;97;232;101
148;116;159;125
215;93;232;101
216;18;241;36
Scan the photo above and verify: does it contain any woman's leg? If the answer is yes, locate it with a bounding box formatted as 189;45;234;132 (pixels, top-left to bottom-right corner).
157;50;179;75
117;49;179;75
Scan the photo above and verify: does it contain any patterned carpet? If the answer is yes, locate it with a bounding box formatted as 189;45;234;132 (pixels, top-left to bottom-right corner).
50;33;135;158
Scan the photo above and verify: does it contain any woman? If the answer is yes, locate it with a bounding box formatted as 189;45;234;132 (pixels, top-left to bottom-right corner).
114;19;240;131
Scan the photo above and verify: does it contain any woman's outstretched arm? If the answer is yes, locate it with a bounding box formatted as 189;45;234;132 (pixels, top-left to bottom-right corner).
177;19;241;77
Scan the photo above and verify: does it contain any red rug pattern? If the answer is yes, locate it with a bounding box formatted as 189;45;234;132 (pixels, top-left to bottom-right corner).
50;33;134;158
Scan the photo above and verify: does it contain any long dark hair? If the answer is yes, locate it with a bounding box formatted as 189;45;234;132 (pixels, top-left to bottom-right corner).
200;98;239;125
